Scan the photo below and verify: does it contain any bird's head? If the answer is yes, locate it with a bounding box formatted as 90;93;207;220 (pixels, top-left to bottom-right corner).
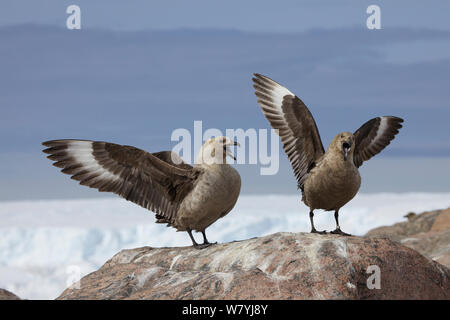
195;136;240;165
331;132;355;161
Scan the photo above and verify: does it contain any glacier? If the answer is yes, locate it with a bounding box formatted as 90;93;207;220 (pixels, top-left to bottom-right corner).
1;193;450;299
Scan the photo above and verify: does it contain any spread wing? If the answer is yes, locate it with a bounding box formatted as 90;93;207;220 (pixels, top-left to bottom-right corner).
42;139;200;223
353;116;404;168
252;73;325;189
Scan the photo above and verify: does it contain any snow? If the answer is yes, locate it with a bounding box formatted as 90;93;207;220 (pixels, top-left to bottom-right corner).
1;193;450;299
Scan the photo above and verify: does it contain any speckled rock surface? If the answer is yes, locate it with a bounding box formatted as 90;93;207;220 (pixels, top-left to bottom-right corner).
0;289;20;300
57;232;449;300
366;208;450;267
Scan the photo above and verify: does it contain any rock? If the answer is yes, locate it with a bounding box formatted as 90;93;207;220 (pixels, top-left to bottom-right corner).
57;232;449;300
0;289;20;300
366;208;450;268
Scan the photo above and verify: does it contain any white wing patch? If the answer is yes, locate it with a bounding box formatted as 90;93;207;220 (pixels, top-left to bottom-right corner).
353;115;404;168
373;116;389;142
257;76;295;115
65;141;121;182
269;82;295;113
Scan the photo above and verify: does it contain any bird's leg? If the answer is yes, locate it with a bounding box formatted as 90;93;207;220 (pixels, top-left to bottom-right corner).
198;230;217;249
187;229;214;249
201;230;217;245
330;210;352;236
309;210;327;234
187;228;199;246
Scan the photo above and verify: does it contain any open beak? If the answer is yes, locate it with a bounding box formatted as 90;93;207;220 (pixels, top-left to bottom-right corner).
224;140;240;161
342;141;352;161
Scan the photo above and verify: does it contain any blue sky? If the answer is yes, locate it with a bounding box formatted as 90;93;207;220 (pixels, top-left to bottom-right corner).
0;1;449;200
2;1;450;32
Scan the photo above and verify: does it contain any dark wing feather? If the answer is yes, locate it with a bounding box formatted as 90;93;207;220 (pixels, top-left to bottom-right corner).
252;73;325;189
353;116;404;167
151;151;193;170
42;139;200;224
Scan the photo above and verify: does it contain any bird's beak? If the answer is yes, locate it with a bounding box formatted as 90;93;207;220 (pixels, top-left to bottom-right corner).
342;141;352;161
225;140;240;160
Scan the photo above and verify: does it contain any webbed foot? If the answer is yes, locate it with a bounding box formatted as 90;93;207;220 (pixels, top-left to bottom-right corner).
310;228;327;235
330;228;351;236
193;242;216;250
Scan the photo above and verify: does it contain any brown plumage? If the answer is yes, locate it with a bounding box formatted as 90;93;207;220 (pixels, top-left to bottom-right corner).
253;73;403;235
42;137;241;248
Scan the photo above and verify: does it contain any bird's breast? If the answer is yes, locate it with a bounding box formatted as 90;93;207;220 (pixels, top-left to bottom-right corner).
177;164;241;230
303;158;361;211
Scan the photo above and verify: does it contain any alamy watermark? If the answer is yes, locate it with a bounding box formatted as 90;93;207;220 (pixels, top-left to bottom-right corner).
171;121;280;175
65;4;382;31
367;5;381;30
66;5;81;30
366;264;381;289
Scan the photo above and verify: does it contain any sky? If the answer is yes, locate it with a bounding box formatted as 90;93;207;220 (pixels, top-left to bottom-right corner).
2;0;450;32
0;1;450;200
